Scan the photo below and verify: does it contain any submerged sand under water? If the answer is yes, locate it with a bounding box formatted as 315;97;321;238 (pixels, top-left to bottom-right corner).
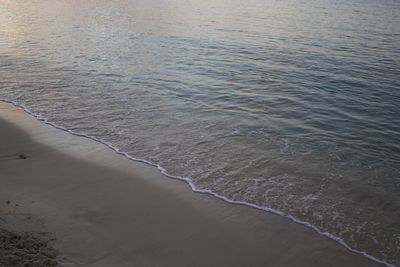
0;101;387;267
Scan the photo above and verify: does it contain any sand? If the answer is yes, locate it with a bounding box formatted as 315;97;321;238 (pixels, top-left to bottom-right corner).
0;102;384;267
0;227;58;267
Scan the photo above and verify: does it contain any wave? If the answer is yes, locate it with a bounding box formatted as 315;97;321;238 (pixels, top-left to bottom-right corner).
0;98;395;267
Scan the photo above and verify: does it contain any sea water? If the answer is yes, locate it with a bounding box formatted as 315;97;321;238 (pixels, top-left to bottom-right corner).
0;0;399;265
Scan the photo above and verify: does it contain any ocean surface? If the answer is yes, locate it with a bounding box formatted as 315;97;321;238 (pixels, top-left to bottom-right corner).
0;0;399;265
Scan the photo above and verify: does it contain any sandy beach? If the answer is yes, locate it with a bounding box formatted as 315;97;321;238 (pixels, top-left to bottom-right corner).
0;101;384;267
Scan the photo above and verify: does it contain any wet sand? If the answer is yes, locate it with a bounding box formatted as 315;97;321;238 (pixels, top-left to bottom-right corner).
0;102;384;267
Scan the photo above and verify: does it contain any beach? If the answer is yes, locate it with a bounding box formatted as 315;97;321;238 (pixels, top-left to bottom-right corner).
1;0;399;264
0;101;385;266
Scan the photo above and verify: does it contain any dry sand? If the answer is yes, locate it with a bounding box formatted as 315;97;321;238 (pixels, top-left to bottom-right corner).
0;102;384;267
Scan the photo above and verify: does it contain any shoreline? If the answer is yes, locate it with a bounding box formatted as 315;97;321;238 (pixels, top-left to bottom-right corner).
1;99;395;267
0;101;386;267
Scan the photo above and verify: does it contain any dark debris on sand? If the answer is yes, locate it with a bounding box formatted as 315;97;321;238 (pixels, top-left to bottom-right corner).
0;228;58;267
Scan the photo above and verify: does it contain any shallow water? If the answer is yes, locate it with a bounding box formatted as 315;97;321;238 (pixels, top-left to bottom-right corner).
1;0;400;265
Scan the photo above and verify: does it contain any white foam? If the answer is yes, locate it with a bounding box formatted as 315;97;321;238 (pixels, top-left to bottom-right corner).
0;98;395;267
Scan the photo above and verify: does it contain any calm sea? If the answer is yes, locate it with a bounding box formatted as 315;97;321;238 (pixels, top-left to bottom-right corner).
0;0;399;265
